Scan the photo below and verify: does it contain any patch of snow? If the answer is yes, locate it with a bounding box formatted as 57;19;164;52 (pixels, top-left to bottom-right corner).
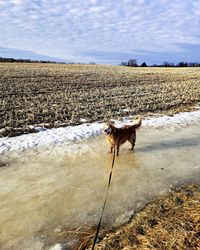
143;110;200;128
28;125;35;130
110;110;200;129
1;110;200;155
54;225;63;233
0;123;102;155
80;118;88;123
49;243;63;250
34;126;47;132
115;210;134;226
123;108;131;112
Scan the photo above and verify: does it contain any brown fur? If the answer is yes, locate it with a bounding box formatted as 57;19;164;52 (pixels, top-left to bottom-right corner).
104;117;142;156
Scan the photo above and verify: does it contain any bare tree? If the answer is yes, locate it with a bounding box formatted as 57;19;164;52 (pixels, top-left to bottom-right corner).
127;59;138;67
120;61;127;66
141;62;147;67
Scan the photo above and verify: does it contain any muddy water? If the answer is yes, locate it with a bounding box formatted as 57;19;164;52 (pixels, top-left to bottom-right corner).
0;124;200;249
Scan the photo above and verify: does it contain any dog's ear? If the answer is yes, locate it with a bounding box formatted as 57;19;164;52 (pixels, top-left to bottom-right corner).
103;123;108;131
108;120;115;126
135;115;142;120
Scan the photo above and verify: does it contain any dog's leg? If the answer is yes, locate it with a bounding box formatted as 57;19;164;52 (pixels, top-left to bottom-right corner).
129;131;136;150
130;143;135;150
110;146;113;153
131;137;136;150
117;145;120;156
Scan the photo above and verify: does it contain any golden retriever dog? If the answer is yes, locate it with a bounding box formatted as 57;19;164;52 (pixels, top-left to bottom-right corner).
104;116;142;156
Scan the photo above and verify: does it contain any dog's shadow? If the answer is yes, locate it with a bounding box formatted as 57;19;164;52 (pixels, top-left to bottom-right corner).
136;136;200;153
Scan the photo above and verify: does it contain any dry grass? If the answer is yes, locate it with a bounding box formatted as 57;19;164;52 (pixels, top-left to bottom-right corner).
0;63;200;137
76;184;200;250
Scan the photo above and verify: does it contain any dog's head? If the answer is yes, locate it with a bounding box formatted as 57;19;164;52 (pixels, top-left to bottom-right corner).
103;121;115;135
104;125;112;135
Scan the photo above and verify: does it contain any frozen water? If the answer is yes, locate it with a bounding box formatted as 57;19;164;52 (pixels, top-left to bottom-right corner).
0;110;200;249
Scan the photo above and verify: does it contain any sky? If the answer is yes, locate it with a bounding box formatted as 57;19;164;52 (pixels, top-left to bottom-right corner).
0;0;200;65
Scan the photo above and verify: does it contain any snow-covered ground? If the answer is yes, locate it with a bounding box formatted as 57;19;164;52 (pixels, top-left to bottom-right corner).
1;109;200;155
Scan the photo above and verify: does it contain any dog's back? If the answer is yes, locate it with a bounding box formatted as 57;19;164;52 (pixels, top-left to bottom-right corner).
113;123;139;144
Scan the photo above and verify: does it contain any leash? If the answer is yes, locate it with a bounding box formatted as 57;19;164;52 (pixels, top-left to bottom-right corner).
91;145;116;250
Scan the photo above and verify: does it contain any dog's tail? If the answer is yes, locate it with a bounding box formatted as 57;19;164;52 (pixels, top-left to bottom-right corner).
134;116;142;129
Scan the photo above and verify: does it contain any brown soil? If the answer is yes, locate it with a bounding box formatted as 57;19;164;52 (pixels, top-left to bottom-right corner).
0;63;200;137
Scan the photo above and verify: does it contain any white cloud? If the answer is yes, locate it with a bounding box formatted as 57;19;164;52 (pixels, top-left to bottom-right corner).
11;0;23;5
0;0;199;63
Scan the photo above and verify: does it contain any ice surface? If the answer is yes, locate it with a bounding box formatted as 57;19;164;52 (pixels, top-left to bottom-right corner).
0;121;200;249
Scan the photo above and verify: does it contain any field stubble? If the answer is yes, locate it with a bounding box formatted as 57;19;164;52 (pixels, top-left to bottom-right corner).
0;63;200;137
83;185;200;250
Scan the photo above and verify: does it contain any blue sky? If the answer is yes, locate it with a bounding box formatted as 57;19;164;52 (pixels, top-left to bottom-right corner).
0;0;200;65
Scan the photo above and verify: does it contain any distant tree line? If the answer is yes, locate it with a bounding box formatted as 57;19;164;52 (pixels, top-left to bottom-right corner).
0;57;98;65
1;56;199;67
0;57;66;64
161;61;200;67
120;59;200;67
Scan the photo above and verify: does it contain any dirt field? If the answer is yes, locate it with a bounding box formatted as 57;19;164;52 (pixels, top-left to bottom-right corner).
0;63;200;137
